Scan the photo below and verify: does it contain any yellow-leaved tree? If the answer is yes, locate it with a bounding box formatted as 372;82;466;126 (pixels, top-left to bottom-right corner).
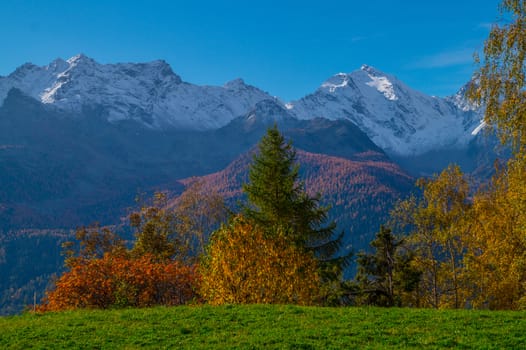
391;165;472;309
465;0;526;309
471;0;526;156
200;215;320;305
465;159;526;309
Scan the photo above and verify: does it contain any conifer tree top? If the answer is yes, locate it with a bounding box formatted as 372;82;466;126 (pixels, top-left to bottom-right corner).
242;125;345;265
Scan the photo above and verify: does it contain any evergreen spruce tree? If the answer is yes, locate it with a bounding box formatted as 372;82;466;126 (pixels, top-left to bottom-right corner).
242;124;348;277
354;225;420;307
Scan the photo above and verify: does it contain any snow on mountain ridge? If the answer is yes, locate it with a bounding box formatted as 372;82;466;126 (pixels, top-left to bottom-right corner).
0;54;271;129
321;73;350;92
361;65;398;101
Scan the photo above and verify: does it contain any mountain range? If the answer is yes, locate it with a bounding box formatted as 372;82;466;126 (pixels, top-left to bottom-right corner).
0;54;484;155
0;55;503;314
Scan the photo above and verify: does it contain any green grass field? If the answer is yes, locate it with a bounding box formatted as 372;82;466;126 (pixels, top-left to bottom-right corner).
0;305;524;349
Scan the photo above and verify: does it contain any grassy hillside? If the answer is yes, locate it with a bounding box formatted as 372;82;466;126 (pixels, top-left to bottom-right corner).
1;305;524;349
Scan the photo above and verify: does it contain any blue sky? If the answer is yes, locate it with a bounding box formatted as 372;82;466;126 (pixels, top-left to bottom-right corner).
0;0;501;101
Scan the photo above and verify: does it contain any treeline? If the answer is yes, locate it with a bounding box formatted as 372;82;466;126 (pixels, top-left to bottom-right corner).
38;130;525;311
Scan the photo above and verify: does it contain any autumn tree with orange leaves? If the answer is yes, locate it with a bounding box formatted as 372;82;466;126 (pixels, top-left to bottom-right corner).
38;191;211;312
39;253;198;311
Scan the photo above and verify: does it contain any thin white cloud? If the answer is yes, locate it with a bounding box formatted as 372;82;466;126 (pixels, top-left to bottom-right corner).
350;36;366;43
477;22;495;30
411;48;476;69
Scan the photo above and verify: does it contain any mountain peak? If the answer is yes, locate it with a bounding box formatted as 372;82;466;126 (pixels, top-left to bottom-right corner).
252;98;288;116
131;59;182;83
141;59;173;70
360;64;385;76
224;78;248;89
319;66;398;101
66;53;96;66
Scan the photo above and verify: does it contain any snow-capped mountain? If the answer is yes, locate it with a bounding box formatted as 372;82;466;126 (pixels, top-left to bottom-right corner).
0;54;273;129
287;65;484;156
0;55;484;156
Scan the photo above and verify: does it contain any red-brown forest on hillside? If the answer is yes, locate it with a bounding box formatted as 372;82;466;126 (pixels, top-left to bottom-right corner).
181;150;414;250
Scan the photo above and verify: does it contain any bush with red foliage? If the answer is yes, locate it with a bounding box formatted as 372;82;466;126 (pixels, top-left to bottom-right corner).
38;253;200;311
